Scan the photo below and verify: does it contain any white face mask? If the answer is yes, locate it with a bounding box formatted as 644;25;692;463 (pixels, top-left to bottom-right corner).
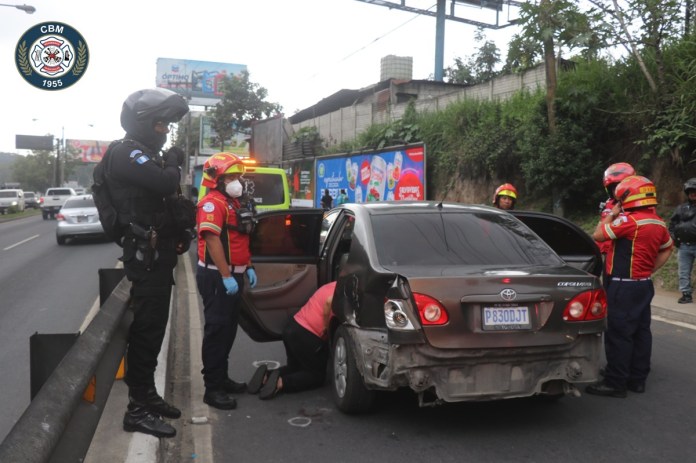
225;179;243;198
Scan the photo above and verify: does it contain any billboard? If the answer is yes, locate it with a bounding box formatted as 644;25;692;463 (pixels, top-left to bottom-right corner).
66;139;111;163
315;144;426;207
284;158;316;208
16;134;54;150
156;58;247;106
199;116;249;156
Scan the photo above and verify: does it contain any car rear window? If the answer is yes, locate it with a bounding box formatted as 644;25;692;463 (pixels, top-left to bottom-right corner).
48;189;74;196
371;211;563;267
0;191;19;198
64;197;95;208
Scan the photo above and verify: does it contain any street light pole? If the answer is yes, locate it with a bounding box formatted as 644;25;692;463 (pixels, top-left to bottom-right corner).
0;3;36;13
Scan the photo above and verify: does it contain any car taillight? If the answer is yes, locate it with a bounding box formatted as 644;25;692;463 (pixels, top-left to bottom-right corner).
56;213;65;221
39;197;44;204
563;289;607;321
413;293;449;325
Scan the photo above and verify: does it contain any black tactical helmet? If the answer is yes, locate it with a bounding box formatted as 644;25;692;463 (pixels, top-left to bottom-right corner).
120;88;189;151
684;178;696;194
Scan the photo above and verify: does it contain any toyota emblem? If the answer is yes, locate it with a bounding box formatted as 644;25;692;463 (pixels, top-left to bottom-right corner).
500;288;517;301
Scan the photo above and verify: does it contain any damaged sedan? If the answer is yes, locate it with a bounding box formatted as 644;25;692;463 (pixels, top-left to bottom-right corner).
240;202;606;413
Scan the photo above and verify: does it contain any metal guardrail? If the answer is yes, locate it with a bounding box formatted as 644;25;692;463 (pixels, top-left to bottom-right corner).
0;269;131;463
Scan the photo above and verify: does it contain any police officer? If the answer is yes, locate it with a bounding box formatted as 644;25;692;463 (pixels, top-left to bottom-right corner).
492;183;517;210
196;153;257;409
106;88;190;438
668;178;696;304
588;175;673;397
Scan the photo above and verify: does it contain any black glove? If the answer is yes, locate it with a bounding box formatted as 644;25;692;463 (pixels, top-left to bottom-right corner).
164;146;186;167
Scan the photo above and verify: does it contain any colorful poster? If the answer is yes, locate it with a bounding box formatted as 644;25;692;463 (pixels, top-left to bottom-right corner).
199;116;249;156
314;144;426;207
283;158;315;208
66;139;111;163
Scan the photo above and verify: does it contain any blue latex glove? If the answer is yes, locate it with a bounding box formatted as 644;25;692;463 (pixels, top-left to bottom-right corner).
222;276;239;295
247;268;257;288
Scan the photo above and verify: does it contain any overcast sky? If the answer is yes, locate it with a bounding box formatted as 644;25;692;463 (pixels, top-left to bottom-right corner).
0;0;520;154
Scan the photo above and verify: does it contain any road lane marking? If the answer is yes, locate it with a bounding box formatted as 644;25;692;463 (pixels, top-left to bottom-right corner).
652;315;696;331
3;234;39;250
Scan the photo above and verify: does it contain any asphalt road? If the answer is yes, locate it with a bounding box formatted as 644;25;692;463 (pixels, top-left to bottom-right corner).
164;250;696;463
0;215;121;441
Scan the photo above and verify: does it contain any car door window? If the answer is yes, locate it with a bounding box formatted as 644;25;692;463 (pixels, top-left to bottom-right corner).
319;210;340;254
250;212;323;258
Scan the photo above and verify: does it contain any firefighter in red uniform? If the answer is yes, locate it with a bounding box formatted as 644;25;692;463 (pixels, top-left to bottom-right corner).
492;183;517;210
588;175;673;397
196;153;257;409
597;163;636;256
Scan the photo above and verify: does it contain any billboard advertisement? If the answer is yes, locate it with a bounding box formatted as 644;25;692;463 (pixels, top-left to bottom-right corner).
199;116;249;156
156;58;247;106
314;144;426;207
284;158;316;208
66;139;111;163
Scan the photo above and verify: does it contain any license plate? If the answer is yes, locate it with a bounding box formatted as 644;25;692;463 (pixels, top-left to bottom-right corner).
482;306;531;331
77;215;87;223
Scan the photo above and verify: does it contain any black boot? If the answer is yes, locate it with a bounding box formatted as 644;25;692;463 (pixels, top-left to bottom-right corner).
123;402;176;438
678;292;693;304
144;387;181;419
204;389;237;410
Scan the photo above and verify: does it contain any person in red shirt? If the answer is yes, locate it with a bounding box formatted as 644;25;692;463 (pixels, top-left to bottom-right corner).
588;175;673;398
597;163;636;258
196;153;257;410
248;281;337;399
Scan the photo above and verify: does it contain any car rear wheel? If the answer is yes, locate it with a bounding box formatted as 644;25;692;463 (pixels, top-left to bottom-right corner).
331;326;375;414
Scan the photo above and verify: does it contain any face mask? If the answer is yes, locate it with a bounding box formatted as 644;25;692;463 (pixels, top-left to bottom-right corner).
225;179;243;198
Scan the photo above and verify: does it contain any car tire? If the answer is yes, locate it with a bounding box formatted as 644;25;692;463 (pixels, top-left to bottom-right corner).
42;211;49;220
56;235;67;245
330;325;375;414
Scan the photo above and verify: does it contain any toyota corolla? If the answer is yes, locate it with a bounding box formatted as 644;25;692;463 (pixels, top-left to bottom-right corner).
240;202;606;413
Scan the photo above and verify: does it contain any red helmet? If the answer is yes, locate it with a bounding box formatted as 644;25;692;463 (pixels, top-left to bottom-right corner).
492;183;518;204
201;153;245;188
615;175;658;210
603;162;635;189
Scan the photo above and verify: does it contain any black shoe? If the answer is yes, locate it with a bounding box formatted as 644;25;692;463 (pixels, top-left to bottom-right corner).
222;377;247;394
144;388;181;419
678;292;693;304
259;369;281;400
628;382;646;393
204;389;237;410
247;364;268;394
599;366;606;377
123;409;176;438
585;382;627;398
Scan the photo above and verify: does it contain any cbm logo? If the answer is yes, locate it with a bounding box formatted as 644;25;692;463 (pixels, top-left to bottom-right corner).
15;22;89;91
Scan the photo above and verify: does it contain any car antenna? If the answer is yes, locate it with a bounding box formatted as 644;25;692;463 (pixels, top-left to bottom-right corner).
437;178;456;209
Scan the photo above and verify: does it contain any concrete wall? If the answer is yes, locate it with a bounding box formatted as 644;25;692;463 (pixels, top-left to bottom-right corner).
293;64;546;147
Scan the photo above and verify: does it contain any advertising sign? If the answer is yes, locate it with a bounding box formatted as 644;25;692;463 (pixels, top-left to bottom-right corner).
199;116;249;156
156;58;247;106
66;139;110;163
284;158;316;208
315;144;426;207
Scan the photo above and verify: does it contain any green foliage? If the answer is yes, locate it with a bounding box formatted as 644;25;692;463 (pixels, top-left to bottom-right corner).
445;29;501;84
210;71;282;152
12;150;56;193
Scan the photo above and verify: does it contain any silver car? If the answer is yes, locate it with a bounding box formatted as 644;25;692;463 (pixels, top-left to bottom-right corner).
55;194;105;245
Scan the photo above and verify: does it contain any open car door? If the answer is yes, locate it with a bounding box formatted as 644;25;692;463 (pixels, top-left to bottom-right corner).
238;209;326;342
512;210;602;277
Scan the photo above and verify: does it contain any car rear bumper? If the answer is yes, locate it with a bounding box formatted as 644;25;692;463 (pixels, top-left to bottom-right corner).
348;327;602;402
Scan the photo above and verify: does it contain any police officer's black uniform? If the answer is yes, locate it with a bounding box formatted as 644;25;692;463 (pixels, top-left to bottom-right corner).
105;88;189;438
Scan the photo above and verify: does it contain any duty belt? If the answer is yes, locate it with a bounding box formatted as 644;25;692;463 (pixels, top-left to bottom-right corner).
612;277;651;282
198;260;247;274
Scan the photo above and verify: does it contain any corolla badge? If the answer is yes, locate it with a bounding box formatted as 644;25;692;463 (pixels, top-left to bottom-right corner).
500;288;517;301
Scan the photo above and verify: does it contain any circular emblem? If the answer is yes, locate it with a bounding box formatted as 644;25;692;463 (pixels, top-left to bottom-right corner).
15;22;89;90
202;201;215;213
500;288;517;301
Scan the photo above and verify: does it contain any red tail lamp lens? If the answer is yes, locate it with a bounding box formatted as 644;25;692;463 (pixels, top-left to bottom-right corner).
563;289;607;321
413;293;449;325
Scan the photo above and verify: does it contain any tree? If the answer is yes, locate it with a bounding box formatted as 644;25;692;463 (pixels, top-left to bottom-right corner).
445;29;501;85
12;150;56;193
209;71;282;152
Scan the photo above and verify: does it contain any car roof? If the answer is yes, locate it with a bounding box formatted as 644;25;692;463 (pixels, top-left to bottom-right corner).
338;201;501;216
